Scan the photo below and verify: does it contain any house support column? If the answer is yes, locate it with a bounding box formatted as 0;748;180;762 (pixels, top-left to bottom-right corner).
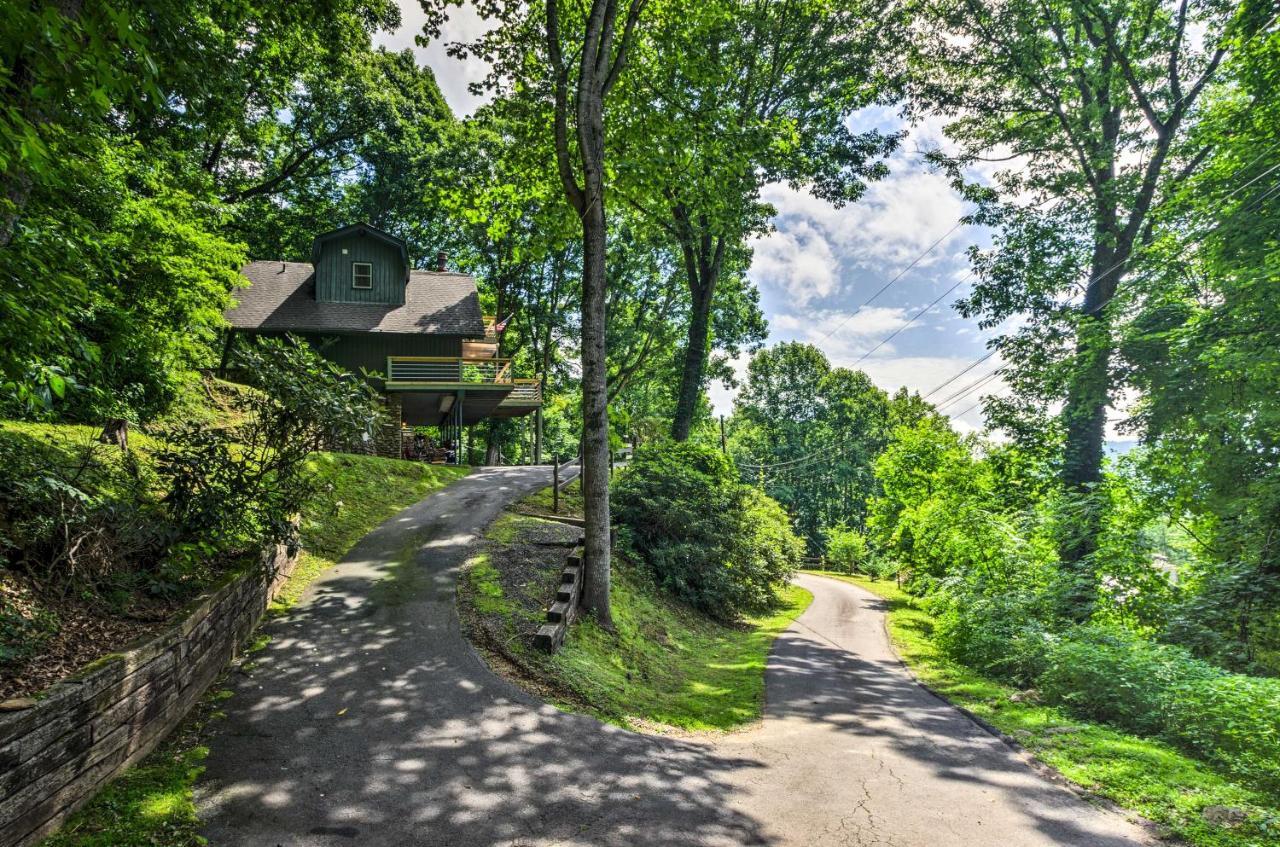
452;390;464;465
534;406;543;464
376;393;403;458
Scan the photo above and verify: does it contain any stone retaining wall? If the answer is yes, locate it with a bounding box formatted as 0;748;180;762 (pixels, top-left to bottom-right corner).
0;541;298;847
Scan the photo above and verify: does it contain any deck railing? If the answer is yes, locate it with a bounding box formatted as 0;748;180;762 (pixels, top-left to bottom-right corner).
386;356;513;384
501;378;543;405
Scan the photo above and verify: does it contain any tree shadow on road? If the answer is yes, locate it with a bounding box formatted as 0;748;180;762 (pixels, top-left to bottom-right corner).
196;467;770;847
743;583;1150;847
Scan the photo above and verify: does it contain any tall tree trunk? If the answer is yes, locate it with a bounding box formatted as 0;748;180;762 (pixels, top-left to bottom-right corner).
579;191;613;626
576;52;614;627
671;280;713;441
545;0;646;630
1058;238;1126;619
670;224;725;442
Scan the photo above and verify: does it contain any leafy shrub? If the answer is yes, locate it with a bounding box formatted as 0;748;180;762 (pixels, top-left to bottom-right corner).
1165;674;1280;791
865;555;901;583
1038;625;1223;736
158;337;380;562
613;442;802;619
932;586;1053;686
824;523;868;573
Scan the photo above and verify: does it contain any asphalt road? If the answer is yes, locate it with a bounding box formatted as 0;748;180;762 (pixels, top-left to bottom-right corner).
197;468;1152;846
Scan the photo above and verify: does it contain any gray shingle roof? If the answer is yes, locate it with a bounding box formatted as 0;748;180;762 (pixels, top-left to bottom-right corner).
227;261;484;337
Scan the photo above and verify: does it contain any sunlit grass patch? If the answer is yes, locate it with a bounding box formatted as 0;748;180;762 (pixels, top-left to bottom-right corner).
461;504;813;734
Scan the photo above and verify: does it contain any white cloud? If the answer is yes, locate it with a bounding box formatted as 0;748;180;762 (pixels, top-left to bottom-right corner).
758;165;966;276
748;221;840;306
768;306;913;363
379;2;494;116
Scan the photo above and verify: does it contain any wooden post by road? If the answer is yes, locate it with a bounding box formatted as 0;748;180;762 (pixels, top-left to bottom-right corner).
553;458;560;514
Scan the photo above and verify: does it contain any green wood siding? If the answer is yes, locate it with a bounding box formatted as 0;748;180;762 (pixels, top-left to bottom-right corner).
304;333;462;378
315;232;406;305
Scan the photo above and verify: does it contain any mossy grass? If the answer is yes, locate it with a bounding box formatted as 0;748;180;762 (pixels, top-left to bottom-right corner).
807;571;1280;847
463;506;812;733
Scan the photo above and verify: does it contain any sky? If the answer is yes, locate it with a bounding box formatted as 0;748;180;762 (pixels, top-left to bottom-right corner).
377;4;1010;435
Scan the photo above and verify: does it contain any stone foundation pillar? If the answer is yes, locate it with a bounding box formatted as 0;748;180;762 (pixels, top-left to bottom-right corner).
376;393;403;458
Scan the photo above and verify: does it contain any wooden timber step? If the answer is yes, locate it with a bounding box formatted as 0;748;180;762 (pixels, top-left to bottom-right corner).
535;545;585;653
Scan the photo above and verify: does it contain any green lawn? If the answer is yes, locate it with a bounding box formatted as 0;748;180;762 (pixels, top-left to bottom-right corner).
462;502;812;733
39;452;470;846
808;571;1280;847
554;562;811;731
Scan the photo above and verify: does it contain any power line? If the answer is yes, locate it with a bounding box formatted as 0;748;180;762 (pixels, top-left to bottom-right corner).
816;220;965;345
934;367;1006;411
853;275;971;364
920;349;1000;400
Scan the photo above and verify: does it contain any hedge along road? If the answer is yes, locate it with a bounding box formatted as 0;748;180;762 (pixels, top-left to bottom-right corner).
196;467;1152;846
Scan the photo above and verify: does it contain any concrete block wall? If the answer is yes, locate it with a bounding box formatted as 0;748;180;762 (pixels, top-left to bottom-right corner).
0;541;298;847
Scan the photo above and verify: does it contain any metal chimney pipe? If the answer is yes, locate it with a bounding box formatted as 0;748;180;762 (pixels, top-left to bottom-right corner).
436;251;447;272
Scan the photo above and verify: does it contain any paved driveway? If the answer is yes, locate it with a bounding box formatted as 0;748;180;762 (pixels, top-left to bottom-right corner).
197;469;1150;846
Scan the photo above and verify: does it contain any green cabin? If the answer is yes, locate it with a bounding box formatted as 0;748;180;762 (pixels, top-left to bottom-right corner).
224;224;541;459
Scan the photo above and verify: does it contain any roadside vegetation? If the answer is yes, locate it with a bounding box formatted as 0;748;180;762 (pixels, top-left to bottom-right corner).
461;443;810;732
816;572;1280;847
0;341;378;699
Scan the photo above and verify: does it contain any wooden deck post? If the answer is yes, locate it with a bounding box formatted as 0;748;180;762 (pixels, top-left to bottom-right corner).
534;406;543;464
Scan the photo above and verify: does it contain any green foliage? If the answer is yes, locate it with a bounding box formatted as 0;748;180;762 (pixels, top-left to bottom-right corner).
731;343;894;550
1039;626;1223;736
823;523;868;573
867;411;1280;797
1;0;419;418
1168;675;1280;793
931;589;1053;686
613;441;802;619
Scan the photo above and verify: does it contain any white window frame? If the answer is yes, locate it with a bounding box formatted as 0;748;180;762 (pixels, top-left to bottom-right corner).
352;262;373;289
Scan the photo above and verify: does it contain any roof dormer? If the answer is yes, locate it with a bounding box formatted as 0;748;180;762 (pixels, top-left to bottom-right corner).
311;224;409;306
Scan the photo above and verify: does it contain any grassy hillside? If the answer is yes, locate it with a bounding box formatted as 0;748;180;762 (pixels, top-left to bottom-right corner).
460;503;811;733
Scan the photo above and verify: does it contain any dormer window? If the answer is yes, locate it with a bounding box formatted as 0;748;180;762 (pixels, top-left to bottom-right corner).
352;262;373;289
